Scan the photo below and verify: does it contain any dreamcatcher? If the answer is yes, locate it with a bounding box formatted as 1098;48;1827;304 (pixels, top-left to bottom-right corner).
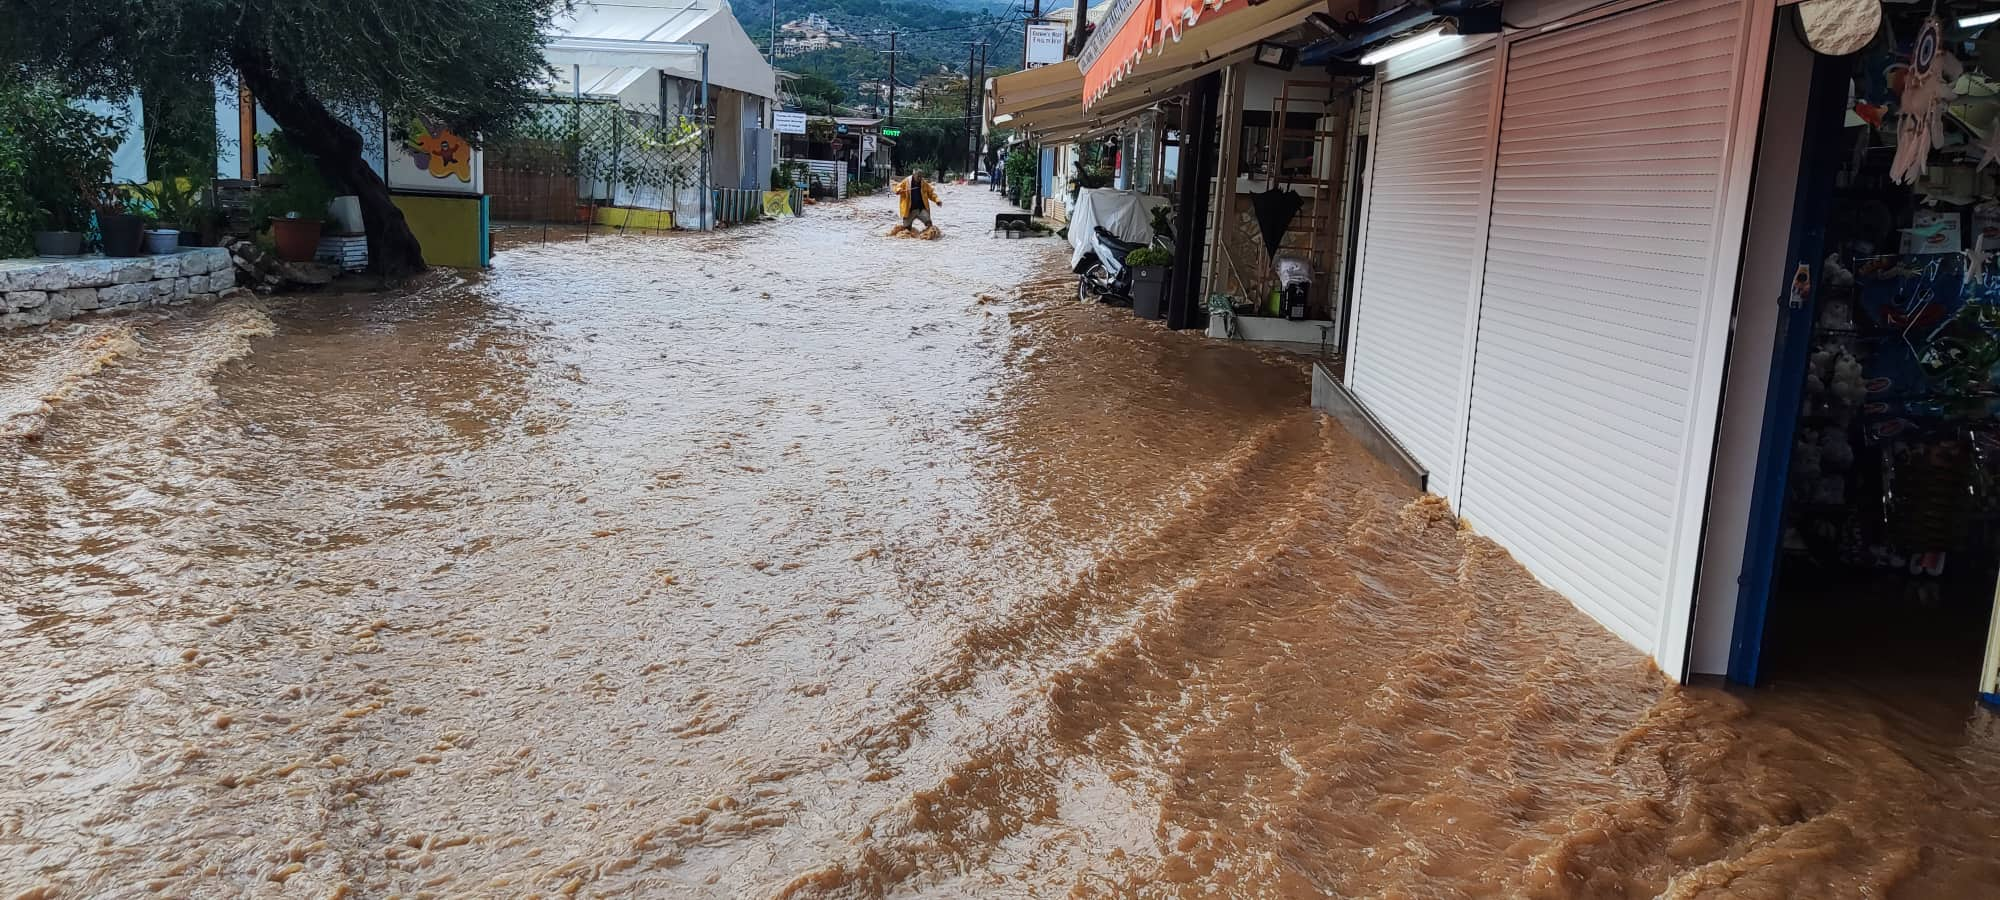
1893;14;1964;184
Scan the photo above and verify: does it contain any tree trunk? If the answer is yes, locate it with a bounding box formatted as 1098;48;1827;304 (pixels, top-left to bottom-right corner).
231;47;427;276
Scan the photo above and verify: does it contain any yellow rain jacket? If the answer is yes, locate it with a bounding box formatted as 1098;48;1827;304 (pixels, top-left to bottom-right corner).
894;175;942;219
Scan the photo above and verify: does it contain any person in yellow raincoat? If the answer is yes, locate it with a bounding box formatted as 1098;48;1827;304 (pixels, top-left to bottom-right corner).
893;169;942;230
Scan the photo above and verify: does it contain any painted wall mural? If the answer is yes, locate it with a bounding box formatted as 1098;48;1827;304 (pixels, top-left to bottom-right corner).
385;117;483;194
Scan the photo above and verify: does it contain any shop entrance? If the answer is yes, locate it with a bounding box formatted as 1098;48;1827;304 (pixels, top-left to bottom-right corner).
1732;6;2000;703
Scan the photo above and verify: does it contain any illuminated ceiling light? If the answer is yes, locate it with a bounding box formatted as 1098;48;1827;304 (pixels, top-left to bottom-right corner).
1359;27;1450;66
992;113;1015;124
1960;11;2000;27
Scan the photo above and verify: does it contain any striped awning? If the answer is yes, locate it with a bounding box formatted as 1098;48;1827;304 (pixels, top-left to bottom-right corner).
1080;0;1338;108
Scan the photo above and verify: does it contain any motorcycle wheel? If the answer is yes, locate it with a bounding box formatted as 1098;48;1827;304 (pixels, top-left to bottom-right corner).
1078;264;1110;303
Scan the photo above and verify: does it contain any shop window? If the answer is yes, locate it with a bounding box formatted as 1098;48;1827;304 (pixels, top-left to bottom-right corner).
1239;111;1321;184
1756;13;2000;691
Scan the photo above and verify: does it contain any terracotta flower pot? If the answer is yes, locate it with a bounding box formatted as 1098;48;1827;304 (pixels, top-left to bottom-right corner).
269;217;324;262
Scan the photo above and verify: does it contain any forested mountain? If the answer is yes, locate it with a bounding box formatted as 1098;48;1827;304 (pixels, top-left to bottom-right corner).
732;0;1030;110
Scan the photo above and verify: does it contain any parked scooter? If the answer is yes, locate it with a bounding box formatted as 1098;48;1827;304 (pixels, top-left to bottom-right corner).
1075;226;1149;305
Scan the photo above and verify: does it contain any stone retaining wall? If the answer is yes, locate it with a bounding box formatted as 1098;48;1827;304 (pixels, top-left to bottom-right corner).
0;248;238;329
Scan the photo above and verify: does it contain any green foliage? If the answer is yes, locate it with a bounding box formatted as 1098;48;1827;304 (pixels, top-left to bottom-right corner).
142;81;221;181
888;120;964;175
0;77;123;254
134;177;215;231
1126;247;1174;268
1;0;566;144
741;0;1022;105
1003;147;1035;183
791;74;845;114
252;130;337;222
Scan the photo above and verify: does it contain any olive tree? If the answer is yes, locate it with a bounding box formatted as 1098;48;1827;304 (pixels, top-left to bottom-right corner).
0;0;566;274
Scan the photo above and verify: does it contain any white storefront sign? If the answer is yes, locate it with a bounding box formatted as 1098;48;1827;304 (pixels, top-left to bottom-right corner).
773;110;808;135
1025;23;1068;68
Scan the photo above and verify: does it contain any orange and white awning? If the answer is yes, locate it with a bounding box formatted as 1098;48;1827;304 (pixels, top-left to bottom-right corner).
1080;0;1338;108
991;60;1085;128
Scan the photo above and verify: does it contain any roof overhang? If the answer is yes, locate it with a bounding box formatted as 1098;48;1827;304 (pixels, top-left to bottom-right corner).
1080;0;1342;108
1027;45;1257;141
991;61;1085;124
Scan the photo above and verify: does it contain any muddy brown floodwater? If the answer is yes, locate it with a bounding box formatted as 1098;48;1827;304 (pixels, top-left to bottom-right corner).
3;187;1996;898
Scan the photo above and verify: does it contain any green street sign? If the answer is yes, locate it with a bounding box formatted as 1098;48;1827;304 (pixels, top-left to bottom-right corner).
881;127;902;137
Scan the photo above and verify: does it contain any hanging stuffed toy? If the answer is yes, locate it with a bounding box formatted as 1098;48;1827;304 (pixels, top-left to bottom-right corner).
1892;15;1963;185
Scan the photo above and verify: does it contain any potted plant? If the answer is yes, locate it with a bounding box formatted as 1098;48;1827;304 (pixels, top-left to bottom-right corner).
6;79;120;257
31;185;92;256
136;179;204;248
1126;246;1174;320
94;186;145;258
131;190;180;253
252;130;336;262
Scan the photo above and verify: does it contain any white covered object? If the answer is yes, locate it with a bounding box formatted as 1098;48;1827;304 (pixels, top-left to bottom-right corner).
1275;254;1314;287
1068;188;1168;269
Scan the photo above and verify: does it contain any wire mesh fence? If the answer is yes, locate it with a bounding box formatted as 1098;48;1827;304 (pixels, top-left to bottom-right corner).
486;98;708;241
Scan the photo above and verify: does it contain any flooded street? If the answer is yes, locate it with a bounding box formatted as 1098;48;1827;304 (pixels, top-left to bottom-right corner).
3;186;1997;897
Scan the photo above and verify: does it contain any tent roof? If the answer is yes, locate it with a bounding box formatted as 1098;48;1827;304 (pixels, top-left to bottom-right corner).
545;0;779;100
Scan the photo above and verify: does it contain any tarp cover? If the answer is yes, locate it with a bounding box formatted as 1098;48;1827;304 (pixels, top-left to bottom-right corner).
1068;187;1169;269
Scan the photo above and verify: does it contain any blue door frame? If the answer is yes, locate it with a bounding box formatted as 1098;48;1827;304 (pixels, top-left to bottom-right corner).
1726;53;1851;686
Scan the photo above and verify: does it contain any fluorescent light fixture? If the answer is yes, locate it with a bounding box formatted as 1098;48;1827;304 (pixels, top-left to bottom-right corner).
1961;11;2000;27
1359;27;1450;66
992;113;1015;124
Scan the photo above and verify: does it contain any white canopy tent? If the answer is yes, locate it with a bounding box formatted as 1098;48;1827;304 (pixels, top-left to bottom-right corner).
534;0;782;224
543;0;778;102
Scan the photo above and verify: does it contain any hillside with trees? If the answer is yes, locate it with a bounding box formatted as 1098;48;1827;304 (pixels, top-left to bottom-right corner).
734;0;1028;111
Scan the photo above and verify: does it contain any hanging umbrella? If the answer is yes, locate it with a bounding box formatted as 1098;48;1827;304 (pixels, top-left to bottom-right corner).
1249;187;1304;259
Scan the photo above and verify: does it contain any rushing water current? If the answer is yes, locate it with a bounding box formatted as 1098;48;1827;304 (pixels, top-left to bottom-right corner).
2;188;1996;898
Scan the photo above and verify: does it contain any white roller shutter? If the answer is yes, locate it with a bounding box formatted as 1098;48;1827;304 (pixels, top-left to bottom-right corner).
1346;50;1497;501
1456;0;1752;662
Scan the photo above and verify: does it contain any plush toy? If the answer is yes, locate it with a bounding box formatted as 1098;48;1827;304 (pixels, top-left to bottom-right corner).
1832;352;1868;405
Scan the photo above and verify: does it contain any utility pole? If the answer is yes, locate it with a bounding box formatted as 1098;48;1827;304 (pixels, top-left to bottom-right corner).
1069;0;1088;56
965;42;978;176
887;31;897;124
974;41;988;175
770;0;776;59
1032;0;1048;68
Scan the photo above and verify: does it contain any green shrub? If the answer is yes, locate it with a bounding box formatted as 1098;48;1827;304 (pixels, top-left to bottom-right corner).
1126;247;1174;268
250;130;337;223
134;177;216;232
0;78;123;255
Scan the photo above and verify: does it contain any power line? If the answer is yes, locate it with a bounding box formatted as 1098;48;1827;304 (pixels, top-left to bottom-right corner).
838;15;1023;38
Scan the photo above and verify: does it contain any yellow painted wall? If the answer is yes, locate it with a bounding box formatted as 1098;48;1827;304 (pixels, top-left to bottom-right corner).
391;194;484;268
594;207;675;230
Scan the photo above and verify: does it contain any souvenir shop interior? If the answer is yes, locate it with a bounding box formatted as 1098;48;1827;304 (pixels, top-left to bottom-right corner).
1757;1;2000;693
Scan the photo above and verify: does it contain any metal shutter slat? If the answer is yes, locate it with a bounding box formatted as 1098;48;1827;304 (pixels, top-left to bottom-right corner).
1458;0;1746;662
1348;50;1498;501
